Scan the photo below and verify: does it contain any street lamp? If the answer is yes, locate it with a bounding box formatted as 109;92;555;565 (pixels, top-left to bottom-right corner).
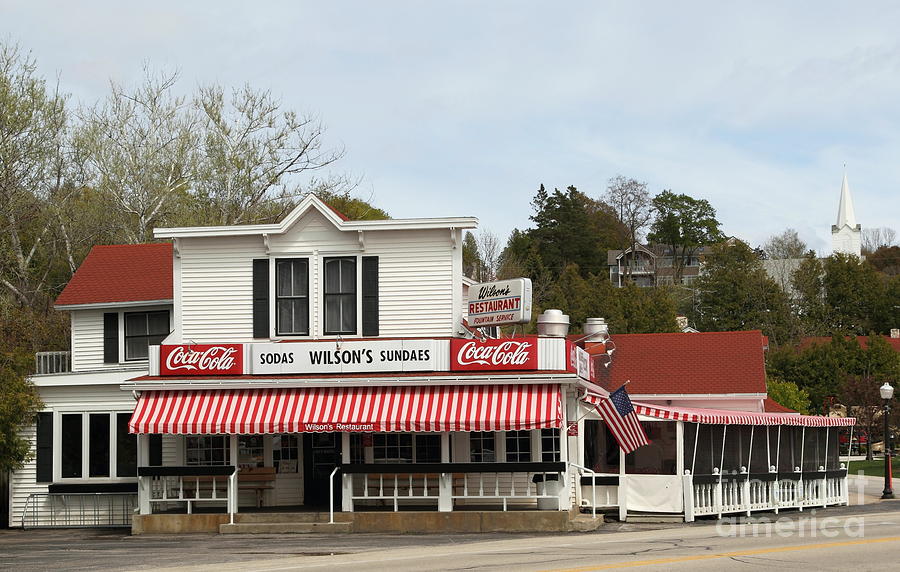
880;382;894;499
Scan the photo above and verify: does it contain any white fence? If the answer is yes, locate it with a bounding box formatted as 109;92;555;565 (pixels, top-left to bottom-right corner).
342;463;567;512
684;467;848;521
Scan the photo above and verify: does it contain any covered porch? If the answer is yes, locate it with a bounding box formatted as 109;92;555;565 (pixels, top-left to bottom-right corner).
129;383;574;528
576;397;855;522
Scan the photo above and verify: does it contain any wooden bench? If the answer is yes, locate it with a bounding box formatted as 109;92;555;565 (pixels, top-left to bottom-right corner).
238;466;277;507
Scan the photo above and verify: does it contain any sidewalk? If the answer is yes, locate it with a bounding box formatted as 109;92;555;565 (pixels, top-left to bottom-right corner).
847;473;894;505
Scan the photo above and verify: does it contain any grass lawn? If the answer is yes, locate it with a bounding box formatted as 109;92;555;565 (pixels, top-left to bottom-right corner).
848;458;900;478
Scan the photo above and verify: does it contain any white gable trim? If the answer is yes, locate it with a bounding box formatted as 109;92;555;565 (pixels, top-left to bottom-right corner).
154;194;478;239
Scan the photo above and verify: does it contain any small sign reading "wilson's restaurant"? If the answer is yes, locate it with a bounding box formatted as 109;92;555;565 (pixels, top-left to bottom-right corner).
466;278;532;327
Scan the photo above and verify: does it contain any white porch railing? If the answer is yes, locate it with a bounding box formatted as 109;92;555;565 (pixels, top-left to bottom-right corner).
571;462;618;518
35;351;71;375
137;466;237;519
22;493;136;528
340;462;567;512
683;466;849;522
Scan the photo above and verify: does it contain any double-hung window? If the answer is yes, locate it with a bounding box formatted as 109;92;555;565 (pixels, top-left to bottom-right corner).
276;259;309;335
324;257;356;335
124;311;169;360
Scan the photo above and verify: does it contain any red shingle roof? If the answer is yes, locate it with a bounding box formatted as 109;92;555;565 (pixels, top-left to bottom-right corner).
55;243;173;307
763;397;798;414
587;330;768;395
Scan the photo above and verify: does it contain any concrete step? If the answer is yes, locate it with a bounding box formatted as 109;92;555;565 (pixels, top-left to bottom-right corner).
568;514;605;532
233;512;352;524
624;514;685;524
219;521;352;534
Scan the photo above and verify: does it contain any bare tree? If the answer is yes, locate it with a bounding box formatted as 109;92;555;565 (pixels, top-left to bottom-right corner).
762;228;808;296
76;66;198;243
604;175;653;284
476;229;501;281
0;42;75;306
862;227;897;255
763;228;808;260
193;84;347;225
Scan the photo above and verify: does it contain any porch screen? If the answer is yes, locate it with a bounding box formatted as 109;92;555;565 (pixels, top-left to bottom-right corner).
128;384;562;435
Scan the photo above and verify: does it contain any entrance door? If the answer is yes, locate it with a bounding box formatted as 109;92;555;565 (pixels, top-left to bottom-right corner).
303;433;342;508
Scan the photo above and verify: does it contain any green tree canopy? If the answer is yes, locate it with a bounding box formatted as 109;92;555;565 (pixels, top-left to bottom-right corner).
692;240;795;346
0;351;43;472
766;376;810;414
648;190;724;283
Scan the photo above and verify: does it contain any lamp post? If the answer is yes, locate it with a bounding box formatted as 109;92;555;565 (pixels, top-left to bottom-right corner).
880;382;894;499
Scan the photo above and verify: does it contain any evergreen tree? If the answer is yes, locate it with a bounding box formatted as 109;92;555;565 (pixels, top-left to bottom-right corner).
692;240;795;346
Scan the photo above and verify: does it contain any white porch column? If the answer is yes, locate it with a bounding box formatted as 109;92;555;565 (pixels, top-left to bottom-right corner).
229;435;239;515
558;393;570;511
676;421;685;476
439;432;452;512
678;421;692;522
342;432;353;512
618;445;627;522
137;434;151;515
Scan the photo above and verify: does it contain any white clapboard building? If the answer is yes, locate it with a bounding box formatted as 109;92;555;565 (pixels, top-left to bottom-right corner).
13;195;854;534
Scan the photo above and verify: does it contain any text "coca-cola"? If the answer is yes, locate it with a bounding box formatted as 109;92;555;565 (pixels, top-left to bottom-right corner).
160;344;244;376
450;338;538;371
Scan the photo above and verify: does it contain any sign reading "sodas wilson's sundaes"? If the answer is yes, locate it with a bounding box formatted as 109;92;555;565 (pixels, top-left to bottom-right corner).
250;340;437;375
466;278;532;327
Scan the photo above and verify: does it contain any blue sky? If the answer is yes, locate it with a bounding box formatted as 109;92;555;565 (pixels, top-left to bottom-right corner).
3;1;899;254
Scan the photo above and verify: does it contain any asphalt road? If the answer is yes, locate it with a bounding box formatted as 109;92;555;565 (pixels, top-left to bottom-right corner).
1;475;896;572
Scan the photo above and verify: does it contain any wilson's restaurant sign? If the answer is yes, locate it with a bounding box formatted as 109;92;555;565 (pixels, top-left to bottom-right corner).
466;278;532;327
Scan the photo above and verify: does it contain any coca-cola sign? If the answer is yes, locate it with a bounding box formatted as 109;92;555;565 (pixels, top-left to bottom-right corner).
450;337;538;371
160;344;244;376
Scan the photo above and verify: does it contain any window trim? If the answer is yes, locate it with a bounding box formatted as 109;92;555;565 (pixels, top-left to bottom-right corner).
322;256;358;335
122;309;170;362
54;411;137;482
274;258;311;336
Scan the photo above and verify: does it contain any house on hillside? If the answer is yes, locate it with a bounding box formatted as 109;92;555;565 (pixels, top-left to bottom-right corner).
13;196;853;534
607;245;705;288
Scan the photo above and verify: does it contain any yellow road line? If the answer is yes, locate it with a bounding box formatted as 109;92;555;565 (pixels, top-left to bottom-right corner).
545;535;900;571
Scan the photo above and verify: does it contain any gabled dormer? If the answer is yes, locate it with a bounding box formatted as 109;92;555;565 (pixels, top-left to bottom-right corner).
53;243;174;372
154;195;478;343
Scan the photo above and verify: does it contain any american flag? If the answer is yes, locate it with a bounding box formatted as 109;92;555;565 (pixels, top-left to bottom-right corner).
594;385;649;454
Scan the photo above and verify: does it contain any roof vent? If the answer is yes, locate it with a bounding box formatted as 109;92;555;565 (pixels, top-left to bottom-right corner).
583;317;609;342
537;309;570;337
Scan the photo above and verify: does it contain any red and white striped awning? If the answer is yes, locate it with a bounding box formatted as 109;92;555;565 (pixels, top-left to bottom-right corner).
129;384;562;434
582;393;855;427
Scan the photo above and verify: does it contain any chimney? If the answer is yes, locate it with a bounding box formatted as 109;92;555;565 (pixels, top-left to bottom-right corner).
536;309;570;337
676;316;689;330
891;329;899;339
583;318;609;342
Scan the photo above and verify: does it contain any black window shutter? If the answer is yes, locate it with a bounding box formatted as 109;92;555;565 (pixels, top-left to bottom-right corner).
362;256;379;337
36;412;53;483
148;435;163;466
103;313;118;364
252;259;270;338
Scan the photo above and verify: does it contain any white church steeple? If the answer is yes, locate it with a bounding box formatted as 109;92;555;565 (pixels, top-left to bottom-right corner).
831;173;861;257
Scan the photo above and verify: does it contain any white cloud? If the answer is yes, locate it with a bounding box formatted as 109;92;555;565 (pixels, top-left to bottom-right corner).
1;0;897;251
